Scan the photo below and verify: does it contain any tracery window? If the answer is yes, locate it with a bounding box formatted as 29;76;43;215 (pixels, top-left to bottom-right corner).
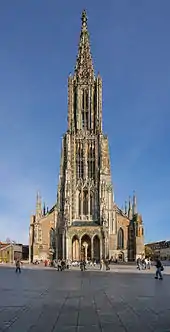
117;228;124;250
87;144;95;179
76;143;84;179
90;192;93;216
82;90;89;130
78;191;81;216
83;189;88;215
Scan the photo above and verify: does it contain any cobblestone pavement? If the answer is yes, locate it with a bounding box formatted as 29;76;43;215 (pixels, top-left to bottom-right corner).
0;267;170;332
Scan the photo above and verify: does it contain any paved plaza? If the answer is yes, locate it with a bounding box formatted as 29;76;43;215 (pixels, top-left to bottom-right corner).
0;266;170;332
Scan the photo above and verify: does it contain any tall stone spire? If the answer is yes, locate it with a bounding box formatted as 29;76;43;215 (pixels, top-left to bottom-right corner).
128;196;133;220
36;191;42;221
74;10;94;84
132;191;137;216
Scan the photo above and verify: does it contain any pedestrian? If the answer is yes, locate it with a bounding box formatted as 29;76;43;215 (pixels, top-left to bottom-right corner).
15;259;21;274
80;260;86;271
155;257;164;280
61;260;65;271
136;257;141;270
141;258;146;270
106;259;110;271
145;257;148;269
57;259;61;271
148;258;151;269
100;258;104;271
83;260;86;271
66;260;69;269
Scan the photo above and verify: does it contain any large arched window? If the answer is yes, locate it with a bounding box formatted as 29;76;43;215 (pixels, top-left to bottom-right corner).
83;189;88;215
82;90;89;130
78;191;81;216
76;143;84;179
117;228;124;249
90;192;93;216
87;144;95;179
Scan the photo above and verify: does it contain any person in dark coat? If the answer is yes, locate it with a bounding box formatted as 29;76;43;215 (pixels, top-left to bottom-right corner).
155;258;163;280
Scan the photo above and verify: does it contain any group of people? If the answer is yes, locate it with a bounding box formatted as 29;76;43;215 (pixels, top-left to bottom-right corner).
136;257;151;270
56;259;69;271
14;256;164;280
137;256;164;280
79;258;110;271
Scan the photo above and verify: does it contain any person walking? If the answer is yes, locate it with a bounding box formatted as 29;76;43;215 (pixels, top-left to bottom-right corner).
15;259;21;274
145;257;148;269
148;258;151;269
136;257;141;270
57;259;62;271
100;258;104;271
105;259;110;271
155;257;164;280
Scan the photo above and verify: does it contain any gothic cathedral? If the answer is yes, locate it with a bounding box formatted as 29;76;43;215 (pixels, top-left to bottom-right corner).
29;11;144;263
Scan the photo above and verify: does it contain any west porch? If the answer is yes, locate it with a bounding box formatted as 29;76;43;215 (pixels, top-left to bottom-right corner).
56;225;108;262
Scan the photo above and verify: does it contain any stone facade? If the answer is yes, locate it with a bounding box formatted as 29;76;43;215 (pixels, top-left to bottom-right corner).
29;10;144;263
29;195;56;262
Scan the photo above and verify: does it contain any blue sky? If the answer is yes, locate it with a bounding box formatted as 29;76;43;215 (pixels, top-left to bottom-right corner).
0;1;170;244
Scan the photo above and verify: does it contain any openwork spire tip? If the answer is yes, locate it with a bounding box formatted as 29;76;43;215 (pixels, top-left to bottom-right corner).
74;10;94;83
81;9;87;25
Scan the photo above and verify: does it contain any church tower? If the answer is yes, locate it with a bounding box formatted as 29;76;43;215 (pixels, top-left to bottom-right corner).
56;10;115;261
29;10;144;263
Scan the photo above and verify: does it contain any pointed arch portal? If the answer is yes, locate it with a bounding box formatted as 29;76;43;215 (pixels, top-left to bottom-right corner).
93;235;100;261
72;235;80;261
81;234;91;261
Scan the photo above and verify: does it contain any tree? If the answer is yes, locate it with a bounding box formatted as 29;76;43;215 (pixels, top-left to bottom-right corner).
145;245;154;258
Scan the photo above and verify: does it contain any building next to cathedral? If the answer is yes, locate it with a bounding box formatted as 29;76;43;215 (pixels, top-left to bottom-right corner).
29;10;144;263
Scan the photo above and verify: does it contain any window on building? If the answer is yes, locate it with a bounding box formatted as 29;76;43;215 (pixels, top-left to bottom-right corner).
78;191;81;216
90;192;93;216
83;189;88;215
76;143;84;179
85;111;88;130
117;228;124;250
82;111;85;128
87;144;95;179
85;90;88;110
82;90;89;130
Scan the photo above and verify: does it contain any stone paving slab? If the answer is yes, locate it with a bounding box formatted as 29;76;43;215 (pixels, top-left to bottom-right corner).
0;267;170;331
